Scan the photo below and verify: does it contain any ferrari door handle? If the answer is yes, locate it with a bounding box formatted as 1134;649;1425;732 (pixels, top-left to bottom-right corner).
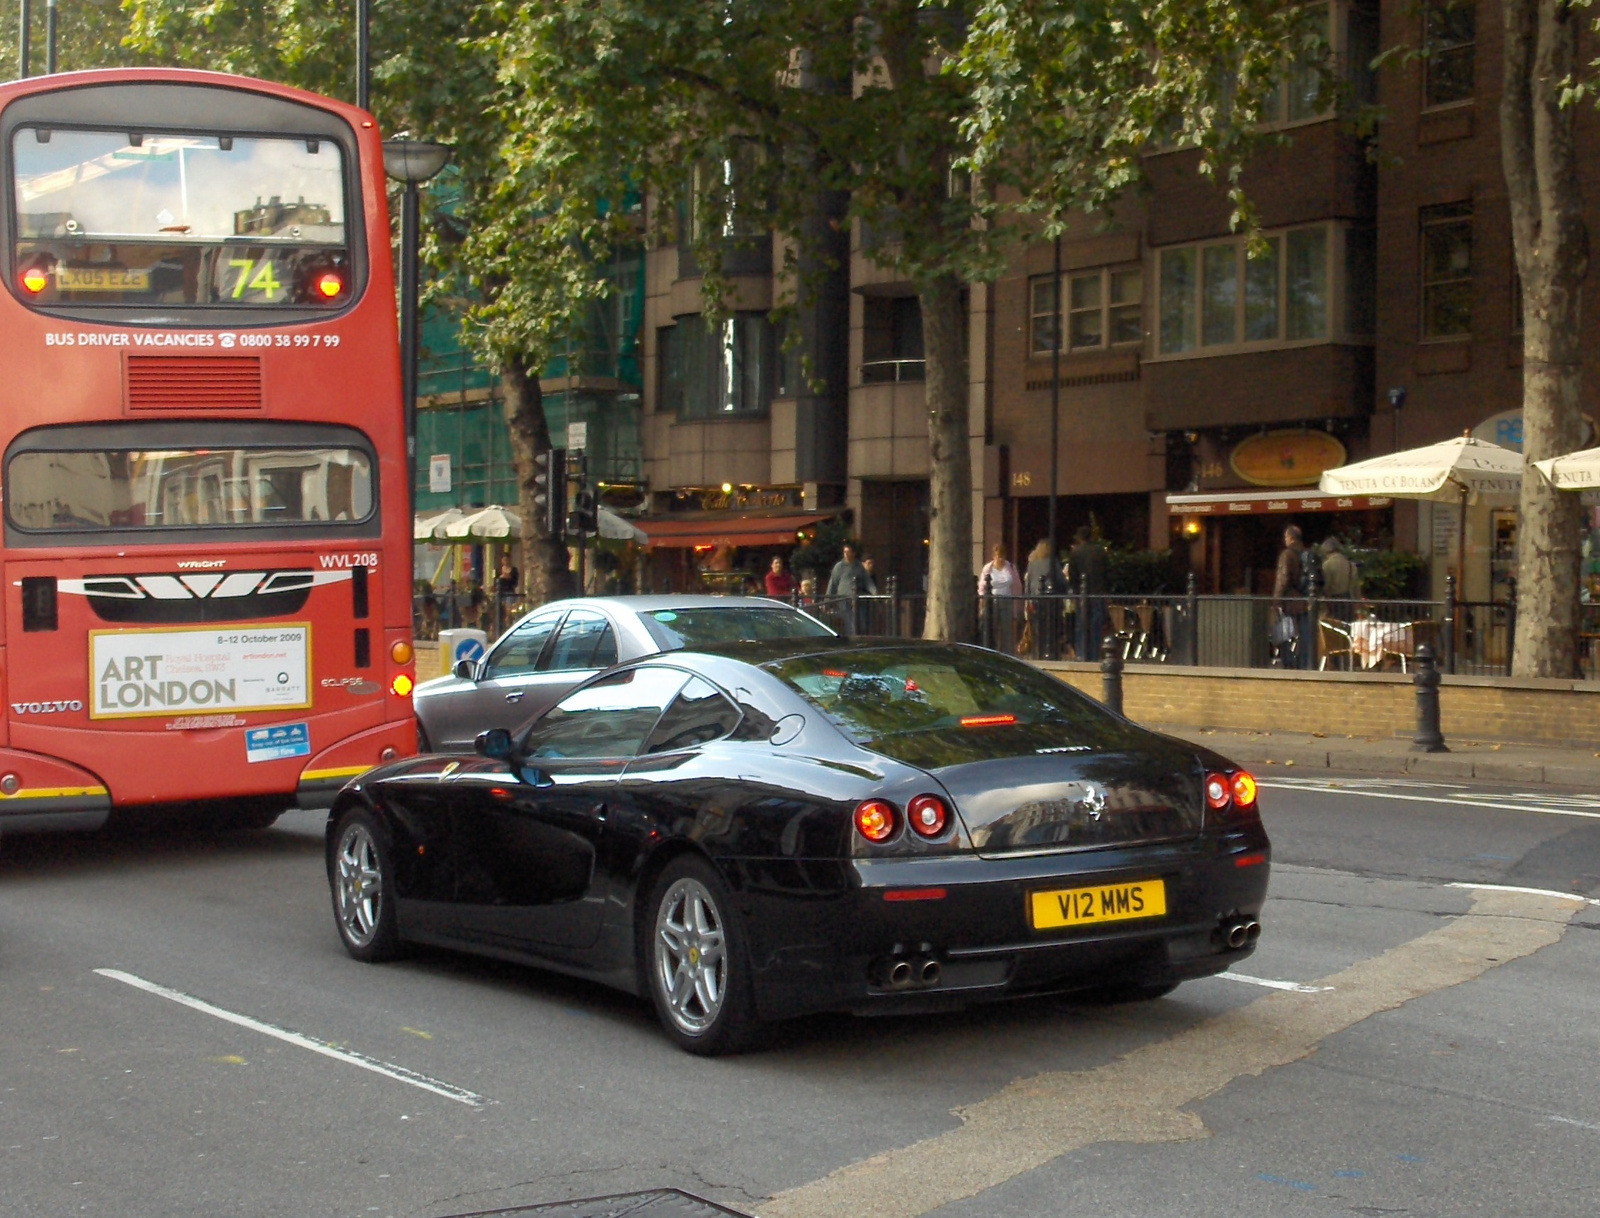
505;691;525;703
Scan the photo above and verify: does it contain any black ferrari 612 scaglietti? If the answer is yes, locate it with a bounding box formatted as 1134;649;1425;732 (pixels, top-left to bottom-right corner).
325;639;1270;1055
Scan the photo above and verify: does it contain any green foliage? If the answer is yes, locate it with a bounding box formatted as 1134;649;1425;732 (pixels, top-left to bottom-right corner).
1104;548;1178;596
1348;548;1429;600
790;518;855;578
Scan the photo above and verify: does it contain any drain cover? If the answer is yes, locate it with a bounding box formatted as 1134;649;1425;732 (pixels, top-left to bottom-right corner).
443;1189;753;1217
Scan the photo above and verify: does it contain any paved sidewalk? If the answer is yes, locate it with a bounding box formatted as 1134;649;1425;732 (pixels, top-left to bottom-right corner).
1163;725;1600;788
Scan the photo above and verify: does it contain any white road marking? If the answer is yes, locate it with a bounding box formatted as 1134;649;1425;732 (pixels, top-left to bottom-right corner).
1548;1114;1600;1133
1217;971;1332;994
1447;882;1600;907
1258;779;1600;821
94;969;487;1108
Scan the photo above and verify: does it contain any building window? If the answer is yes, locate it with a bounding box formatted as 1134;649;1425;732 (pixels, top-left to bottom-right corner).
660;314;776;418
1258;1;1331;124
1029;267;1142;355
862;295;925;382
690;143;767;241
1420;202;1472;339
1423;1;1475;108
1157;227;1329;356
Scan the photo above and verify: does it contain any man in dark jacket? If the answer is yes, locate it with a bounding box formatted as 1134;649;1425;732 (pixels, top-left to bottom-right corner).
1271;524;1310;668
1066;526;1107;659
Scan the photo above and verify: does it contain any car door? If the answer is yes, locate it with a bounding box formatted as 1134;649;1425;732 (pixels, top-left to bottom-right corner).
447;665;690;956
432;611;564;752
532;608;620;711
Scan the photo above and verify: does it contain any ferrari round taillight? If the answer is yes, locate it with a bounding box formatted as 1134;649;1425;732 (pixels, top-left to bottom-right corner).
854;799;897;843
1231;771;1258;810
1204;772;1231;811
907;794;948;838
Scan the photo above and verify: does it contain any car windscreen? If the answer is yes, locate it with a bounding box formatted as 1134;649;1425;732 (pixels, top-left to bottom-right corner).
13;127;349;309
766;646;1143;767
639;606;834;650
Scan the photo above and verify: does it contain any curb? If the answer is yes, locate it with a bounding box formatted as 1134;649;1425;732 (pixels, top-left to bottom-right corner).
1194;742;1599;788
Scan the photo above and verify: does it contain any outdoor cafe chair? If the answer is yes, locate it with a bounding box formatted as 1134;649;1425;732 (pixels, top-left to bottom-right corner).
1317;618;1355;671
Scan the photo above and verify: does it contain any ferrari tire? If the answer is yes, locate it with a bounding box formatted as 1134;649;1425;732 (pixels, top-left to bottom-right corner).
644;856;759;1056
329;807;404;963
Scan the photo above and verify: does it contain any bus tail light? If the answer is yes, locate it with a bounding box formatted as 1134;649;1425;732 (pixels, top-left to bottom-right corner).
390;640;413;665
316;271;344;299
391;674;414;697
20;263;49;294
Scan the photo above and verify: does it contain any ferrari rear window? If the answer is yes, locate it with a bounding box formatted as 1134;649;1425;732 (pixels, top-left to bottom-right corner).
767;646;1138;766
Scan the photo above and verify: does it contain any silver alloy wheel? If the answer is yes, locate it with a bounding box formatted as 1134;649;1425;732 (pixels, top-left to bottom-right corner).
653;876;728;1037
335;822;384;948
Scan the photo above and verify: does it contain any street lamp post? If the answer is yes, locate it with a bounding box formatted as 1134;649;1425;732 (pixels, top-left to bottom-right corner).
382;140;452;515
18;0;31;77
45;0;57;74
356;0;371;112
1047;233;1062;594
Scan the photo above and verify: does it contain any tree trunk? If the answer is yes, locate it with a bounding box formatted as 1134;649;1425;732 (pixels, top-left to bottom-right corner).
920;272;974;642
1502;0;1587;678
502;356;574;605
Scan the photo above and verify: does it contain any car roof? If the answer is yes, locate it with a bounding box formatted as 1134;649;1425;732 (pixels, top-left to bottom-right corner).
528;595;806;615
673;637;979;666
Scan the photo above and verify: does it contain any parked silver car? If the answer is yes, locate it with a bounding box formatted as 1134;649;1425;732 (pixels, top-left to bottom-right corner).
412;595;836;752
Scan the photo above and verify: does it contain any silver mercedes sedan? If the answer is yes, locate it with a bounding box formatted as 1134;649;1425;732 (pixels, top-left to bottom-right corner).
412;595;836;752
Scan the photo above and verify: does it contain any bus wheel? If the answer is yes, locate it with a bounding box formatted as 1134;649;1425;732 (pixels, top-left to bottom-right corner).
330;808;403;962
222;799;284;831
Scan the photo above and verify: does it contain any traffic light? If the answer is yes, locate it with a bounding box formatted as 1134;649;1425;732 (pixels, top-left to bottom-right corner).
566;488;597;536
533;447;566;536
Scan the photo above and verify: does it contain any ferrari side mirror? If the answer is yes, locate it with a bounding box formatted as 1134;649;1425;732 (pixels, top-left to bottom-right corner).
475;728;513;760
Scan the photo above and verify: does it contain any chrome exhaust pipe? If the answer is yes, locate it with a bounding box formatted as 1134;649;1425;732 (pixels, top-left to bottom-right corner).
888;959;914;989
1225;922;1250;950
1244;920;1261;944
918;958;942;987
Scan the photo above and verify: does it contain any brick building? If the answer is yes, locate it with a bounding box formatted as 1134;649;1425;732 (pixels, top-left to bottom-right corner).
628;0;1598;603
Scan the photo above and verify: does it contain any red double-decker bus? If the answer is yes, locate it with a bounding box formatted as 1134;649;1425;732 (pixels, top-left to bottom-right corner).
0;69;416;833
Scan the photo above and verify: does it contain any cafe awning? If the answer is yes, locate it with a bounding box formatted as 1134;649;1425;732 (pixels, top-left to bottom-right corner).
1166;489;1395;516
635;510;840;549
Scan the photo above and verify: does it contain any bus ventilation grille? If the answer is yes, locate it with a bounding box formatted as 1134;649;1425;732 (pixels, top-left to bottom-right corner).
125;356;263;412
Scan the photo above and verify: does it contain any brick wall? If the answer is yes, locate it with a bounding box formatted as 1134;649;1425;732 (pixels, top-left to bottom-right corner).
1034;662;1600;748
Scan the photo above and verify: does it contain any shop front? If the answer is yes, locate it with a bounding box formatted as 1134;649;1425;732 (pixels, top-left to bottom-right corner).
635;486;845;594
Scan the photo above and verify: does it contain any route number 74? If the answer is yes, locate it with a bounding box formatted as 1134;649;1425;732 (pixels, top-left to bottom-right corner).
229;258;282;302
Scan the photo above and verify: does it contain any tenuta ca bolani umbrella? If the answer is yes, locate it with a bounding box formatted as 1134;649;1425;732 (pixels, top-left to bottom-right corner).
1319;434;1522;584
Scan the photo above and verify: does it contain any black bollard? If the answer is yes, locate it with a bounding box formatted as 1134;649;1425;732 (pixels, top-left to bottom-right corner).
1100;633;1124;717
1411;643;1448;753
981;571;995;650
1186;571;1200;666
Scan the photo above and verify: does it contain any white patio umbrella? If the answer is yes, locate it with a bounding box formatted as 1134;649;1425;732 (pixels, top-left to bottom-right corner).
1319;434;1522;582
596;505;647;543
413;506;465;541
1532;446;1600;490
444;505;522;540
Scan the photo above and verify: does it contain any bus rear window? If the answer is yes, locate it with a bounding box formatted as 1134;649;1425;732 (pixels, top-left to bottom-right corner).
12;127;349;309
7;444;372;532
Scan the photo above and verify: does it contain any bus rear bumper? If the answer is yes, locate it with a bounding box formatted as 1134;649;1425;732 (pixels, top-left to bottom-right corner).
0;749;112;833
296;718;417;809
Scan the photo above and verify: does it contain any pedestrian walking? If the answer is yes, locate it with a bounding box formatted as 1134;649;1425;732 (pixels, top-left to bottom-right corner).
979;544;1020;652
1271;524;1311;669
1022;538;1062;657
1066;526;1107;659
1319;535;1361;621
825;543;876;633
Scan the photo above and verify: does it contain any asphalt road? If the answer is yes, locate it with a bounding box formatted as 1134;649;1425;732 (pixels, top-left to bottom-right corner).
3;776;1599;1218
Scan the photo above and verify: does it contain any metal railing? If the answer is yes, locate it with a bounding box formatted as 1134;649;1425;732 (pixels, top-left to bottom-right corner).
414;591;530;640
859;358;926;384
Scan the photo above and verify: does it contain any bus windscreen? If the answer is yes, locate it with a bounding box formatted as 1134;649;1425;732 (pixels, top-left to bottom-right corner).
12;127;350;308
7;443;373;532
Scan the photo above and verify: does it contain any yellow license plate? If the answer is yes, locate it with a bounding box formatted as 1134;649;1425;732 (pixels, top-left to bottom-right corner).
1030;880;1166;930
58;266;151;292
